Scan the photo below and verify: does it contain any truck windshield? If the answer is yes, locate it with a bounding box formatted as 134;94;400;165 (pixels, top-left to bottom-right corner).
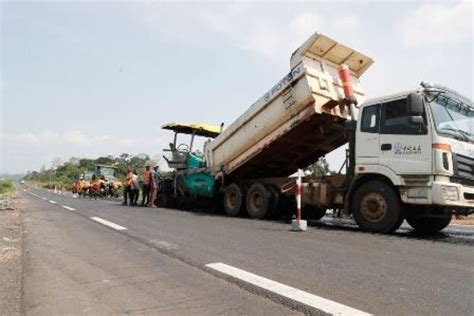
426;92;474;144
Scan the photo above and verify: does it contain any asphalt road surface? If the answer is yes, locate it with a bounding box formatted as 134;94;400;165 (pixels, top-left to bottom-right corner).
20;188;474;315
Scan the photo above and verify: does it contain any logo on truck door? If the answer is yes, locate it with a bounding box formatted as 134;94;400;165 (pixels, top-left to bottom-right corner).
393;142;422;155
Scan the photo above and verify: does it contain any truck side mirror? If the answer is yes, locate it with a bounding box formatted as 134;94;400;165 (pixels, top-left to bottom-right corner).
409;115;427;134
407;92;424;115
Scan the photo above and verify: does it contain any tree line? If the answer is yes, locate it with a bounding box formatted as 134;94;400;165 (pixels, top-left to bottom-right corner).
23;153;332;190
23;153;157;189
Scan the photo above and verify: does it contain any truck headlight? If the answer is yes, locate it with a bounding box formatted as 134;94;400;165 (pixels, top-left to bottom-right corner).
442;152;449;170
441;185;459;201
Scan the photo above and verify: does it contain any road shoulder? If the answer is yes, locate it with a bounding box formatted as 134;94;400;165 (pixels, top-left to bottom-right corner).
0;194;22;316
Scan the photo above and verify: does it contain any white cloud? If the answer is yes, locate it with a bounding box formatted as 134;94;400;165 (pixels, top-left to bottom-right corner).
289;12;322;38
137;3;361;62
401;1;473;46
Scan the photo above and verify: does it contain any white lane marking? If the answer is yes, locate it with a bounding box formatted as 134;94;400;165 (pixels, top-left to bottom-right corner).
206;262;371;316
49;200;57;204
42;197;47;201
90;216;127;231
62;205;76;211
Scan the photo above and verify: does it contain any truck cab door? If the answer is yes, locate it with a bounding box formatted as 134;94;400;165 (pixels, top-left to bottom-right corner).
356;104;380;165
378;98;431;175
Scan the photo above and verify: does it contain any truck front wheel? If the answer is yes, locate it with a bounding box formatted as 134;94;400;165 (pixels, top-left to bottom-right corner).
406;214;452;234
246;183;271;219
352;181;404;233
223;184;243;217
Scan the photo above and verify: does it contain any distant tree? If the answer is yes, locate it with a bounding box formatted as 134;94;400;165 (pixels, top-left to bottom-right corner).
129;154;150;179
26;153;163;186
51;157;63;169
79;158;95;171
96;156;114;165
68;157;80;165
119;153;130;163
136;153;149;160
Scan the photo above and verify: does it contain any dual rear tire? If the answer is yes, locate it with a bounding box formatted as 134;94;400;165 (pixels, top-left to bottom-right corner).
246;183;271;219
223;184;243;217
222;182;278;219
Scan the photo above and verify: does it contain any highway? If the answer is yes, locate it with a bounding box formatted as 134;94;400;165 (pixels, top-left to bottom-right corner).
20;188;474;315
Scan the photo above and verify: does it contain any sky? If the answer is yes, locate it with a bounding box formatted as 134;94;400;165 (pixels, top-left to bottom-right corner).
0;0;472;174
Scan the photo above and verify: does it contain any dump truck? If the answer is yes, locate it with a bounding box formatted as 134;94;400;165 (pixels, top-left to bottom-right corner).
158;31;474;234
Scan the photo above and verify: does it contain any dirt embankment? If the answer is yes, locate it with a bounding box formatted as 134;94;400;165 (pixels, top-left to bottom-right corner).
0;194;22;315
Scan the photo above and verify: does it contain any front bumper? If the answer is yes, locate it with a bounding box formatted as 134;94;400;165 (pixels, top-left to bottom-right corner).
400;180;474;212
432;181;474;209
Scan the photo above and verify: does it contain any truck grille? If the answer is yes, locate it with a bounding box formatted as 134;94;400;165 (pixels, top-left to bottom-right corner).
452;153;474;186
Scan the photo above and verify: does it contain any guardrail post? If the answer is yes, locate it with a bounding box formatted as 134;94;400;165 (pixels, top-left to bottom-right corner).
291;169;307;231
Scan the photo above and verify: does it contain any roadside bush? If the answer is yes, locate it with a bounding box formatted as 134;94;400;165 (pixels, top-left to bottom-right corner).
0;179;16;195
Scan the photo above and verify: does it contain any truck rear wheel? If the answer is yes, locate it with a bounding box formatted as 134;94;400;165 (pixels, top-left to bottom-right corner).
406;214;452;234
266;185;280;219
246;183;271;219
223;184;243;217
352;180;403;233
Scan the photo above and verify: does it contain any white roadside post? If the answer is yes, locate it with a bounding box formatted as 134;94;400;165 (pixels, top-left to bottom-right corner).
291;169;307;231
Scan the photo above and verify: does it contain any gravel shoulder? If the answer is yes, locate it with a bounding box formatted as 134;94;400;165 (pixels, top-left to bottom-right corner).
0;194;22;316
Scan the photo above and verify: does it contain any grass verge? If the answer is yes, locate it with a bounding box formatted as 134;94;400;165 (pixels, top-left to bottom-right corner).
0;179;16;195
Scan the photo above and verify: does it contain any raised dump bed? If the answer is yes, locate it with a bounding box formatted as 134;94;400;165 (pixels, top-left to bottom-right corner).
204;32;374;180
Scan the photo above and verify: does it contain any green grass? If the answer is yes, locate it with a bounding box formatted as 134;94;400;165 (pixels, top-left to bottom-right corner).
0;179;16;195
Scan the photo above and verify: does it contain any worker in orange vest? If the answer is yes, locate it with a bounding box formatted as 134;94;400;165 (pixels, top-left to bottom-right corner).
140;164;152;207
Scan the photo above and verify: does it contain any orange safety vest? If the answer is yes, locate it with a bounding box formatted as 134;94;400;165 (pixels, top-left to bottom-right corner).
124;172;132;187
144;170;151;185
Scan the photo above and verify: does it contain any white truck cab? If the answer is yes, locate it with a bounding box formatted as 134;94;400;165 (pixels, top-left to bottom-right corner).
350;82;473;233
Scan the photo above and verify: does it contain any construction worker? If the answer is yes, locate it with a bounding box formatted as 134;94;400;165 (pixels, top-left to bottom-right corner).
90;174;101;200
77;177;83;197
149;165;159;207
140;164;152;207
79;176;88;198
122;166;133;206
99;175;107;197
130;169;140;206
